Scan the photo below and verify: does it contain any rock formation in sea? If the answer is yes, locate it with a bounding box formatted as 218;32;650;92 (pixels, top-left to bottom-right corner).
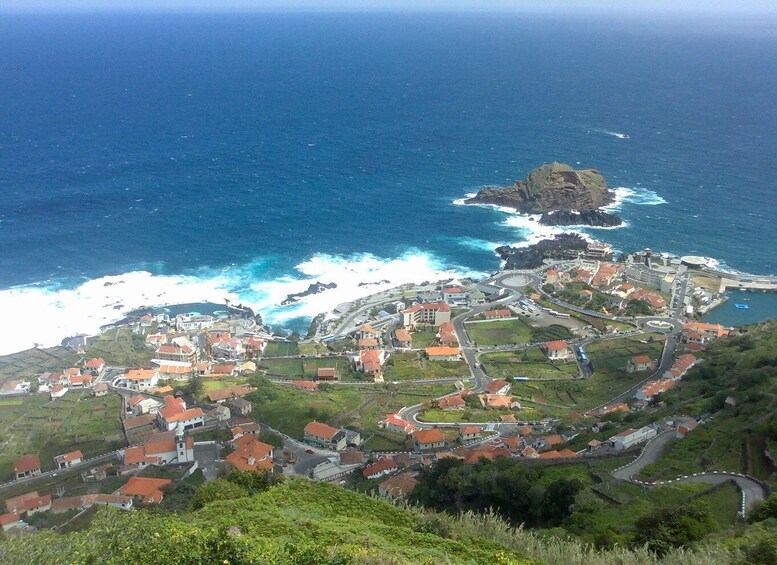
495;233;589;270
281;282;337;306
539;209;622;227
466;162;622;225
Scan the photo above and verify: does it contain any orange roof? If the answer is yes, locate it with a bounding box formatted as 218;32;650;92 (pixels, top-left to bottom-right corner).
85;358;105;369
443;287;462;294
125;369;156;381
317;367;336;377
361;323;377;333
480;394;512;408
158;365;190;375
55;450;83;463
120;477;171;504
152;386;174;395
438;395;465;408
0;512;21;526
292;380;318;391
225;439;274;472
394;328;412;342
304;421;339;440
359;338;379;349
414;428;444;445
164;407;204;423
544;340;569;351
363;457;398;478
539;450;561;459
542;435;564;446
14;454;40;474
460;426;481;435
485;379;510;393
640;378;676;398
360;349;385;373
425;346;460;357
632;355;654;364
485;309;511;318
557;448;577;458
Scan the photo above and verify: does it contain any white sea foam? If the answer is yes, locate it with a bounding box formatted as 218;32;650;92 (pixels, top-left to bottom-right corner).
604;186;668;210
452;192;478;206
455;237;502;252
0;251;481;356
596;129;630;139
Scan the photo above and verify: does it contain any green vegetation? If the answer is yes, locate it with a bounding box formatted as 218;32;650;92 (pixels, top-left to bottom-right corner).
383;352;469;381
411;328;438;348
585;334;665;377
257;357;303;377
0;389;124;481
530;324;572;342
0;346;77;382
481;348;579;380
465;318;534;346
263;341;299;357
82;326;154;367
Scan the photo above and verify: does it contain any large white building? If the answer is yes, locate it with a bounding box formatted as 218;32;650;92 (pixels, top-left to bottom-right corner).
400;302;451;328
609;426;657;450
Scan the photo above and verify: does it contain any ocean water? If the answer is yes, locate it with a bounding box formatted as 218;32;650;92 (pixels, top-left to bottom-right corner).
1;13;776;354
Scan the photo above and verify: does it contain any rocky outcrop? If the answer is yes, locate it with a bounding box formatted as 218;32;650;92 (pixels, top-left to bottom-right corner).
495;233;589;270
466;162;615;214
281;282;337;306
539;209;622;227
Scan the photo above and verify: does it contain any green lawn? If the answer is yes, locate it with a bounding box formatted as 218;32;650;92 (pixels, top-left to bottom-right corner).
263;341;299;357
383;353;469;381
257;358;304;377
248;379;456;440
83;326;154;367
0;346;79;383
411;329;439;348
585;334;665;377
465;318;534;346
0;389;125;481
481;348;579;380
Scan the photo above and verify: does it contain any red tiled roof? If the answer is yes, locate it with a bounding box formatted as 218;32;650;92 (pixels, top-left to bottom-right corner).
304;421;338;440
292;380;318;391
14;454;40;474
225;439;274;472
363;457;397;478
425;346;460;357
414;428;444;445
120;477;171;504
544;340;569;351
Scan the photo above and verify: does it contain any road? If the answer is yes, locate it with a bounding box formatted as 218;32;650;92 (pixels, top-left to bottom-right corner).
612;430;768;513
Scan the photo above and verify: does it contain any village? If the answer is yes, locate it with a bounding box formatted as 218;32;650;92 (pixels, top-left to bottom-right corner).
0;241;747;535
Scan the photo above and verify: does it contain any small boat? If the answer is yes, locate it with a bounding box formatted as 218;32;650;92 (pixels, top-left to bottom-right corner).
735;304;750;309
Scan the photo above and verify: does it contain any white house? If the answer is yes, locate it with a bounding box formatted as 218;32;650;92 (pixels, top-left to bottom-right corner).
609;426;657;450
123;369;159;392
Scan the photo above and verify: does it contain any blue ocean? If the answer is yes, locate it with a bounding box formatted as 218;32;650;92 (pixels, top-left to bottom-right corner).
1;13;776;353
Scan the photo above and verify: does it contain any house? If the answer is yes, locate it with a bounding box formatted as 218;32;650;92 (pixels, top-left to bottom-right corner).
424;346;461;361
225;439;274;472
682;322;730;343
394;328;412;349
545;269;559;285
0;512;22;532
596;402;630;416
80;494;133;511
92;383;109;397
362;457;398;480
536;435;564;450
205;404;231;423
84;357;106;373
174;313;214;331
316;367;339;381
122;413;157;435
438;321;458;345
378;473;419;499
543;340;571;361
0;379;31;395
152;385;175;396
627;355;657;373
54;450;83;470
664;354;697;380
609;426;657;450
485;379;511;395
227;397;254;416
359;323;378;340
124;369;159;392
210;363;237;377
292;379;319;392
485;308;511;320
520;446;539;458
438;395;466;410
312;461;359;482
13;454;41;480
211;335;244;360
128;394;163;416
51;496;84;514
157;396;204;431
579;289;593;301
458;426;481;442
379;413;415;435
50;385;68;399
586;241;613;259
573;269;593;284
631;288;667;310
304;421;348;451
359;337;379;350
636;377;676;401
5;492;51;516
356;349;387;378
442;286;465;305
676;419;699;439
120;477;171;505
155;344;197;365
478;394;517;410
157;365;192;381
122;429;194;468
587;439;602;452
468;289;487;305
145;333;168;347
413;429;445;452
400;302;451;328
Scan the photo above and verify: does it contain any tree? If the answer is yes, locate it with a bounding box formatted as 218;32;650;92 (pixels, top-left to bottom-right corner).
227;469;283;494
193;479;249;509
632;503;717;556
189;374;204;398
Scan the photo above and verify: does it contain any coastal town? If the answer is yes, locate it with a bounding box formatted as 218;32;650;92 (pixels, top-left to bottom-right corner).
0;236;772;537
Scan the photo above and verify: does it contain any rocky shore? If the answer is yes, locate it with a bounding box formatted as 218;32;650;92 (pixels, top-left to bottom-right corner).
495;233;589;270
539;209;623;227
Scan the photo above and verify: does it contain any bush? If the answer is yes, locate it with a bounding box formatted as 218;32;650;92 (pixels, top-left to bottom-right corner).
193;479;249;509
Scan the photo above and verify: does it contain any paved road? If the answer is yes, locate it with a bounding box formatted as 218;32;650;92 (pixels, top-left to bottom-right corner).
612;430;768;512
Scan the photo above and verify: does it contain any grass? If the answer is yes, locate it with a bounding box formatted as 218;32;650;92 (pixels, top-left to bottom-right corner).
83;326;154;367
411;329;439;348
0;346;79;383
585;334;665;377
257;358;304;377
465;318;534;346
249;380;456;440
383;352;469;381
481;348;580;380
263;341;299;357
0;389;124;481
